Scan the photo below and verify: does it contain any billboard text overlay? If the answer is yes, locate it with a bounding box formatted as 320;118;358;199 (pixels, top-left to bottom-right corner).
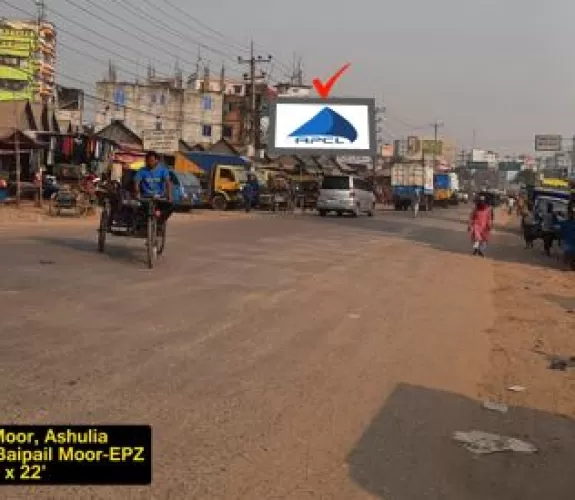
0;425;151;485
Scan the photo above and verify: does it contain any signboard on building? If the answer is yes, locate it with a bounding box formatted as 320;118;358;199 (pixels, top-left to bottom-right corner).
267;97;376;156
535;135;562;151
141;129;179;154
422;140;443;156
380;144;393;158
404;136;443;156
472;149;486;163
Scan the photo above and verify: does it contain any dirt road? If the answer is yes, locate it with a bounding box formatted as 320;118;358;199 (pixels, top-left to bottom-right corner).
0;206;574;499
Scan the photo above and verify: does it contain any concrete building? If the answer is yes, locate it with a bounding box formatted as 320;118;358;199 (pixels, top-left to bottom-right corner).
0;19;56;103
95;71;224;148
222;80;247;148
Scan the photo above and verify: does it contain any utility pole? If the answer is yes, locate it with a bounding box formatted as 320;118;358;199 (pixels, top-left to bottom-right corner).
15;129;21;208
431;121;444;169
238;41;271;157
373;104;386;182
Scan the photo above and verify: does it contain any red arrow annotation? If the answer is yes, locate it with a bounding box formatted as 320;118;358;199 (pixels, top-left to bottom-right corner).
312;63;351;99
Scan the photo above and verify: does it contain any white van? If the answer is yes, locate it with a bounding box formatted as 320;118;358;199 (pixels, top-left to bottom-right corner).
317;175;375;217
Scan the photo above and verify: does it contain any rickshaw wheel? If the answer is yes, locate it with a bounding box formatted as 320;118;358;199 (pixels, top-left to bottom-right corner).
97;207;108;253
146;216;158;269
76;193;89;217
49;193;58;217
157;222;167;255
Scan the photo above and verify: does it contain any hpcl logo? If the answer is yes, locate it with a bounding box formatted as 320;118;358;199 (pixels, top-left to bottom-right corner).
288;107;358;145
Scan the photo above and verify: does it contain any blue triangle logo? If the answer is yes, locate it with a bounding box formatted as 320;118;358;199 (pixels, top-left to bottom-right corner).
289;107;358;142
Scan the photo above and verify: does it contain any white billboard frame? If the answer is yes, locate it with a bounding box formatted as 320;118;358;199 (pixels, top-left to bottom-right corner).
267;97;376;156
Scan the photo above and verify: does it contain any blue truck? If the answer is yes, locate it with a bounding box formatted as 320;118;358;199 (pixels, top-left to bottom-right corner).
391;163;434;211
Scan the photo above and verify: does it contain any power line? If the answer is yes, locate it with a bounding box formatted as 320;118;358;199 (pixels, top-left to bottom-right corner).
3;0;179;79
99;0;243;70
161;0;293;75
60;0;241;75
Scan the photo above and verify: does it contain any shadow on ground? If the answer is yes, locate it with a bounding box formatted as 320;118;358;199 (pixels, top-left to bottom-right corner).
31;236;143;265
308;211;561;270
347;383;575;499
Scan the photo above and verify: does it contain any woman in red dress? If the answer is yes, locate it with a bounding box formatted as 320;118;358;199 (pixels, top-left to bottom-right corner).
468;195;492;256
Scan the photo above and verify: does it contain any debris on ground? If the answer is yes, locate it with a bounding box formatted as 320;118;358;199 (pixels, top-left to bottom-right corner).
348;313;360;319
482;401;509;413
453;430;537;455
507;385;527;393
549;356;575;371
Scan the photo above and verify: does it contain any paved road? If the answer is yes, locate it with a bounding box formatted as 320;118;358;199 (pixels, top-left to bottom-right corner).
0;207;566;499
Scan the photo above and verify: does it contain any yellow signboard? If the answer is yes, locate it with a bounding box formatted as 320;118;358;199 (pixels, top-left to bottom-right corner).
541;178;569;188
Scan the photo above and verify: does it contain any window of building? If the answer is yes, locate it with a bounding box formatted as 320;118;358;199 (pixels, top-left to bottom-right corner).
201;124;212;137
201;96;212;110
222;125;233;139
223;102;233;113
233;85;243;94
160;93;166;105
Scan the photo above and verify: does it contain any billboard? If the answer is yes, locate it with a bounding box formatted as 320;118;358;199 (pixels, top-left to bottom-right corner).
267;97;376;156
0;24;36;101
535;135;562;151
141;130;179;154
422;139;443;156
472;149;486;163
380;144;393;158
404;136;443;157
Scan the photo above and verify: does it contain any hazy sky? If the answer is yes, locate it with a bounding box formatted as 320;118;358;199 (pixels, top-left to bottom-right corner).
5;0;575;153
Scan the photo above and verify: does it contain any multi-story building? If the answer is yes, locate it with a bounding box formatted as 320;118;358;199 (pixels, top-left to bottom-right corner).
222;80;247;148
95;72;225;147
0;19;56;102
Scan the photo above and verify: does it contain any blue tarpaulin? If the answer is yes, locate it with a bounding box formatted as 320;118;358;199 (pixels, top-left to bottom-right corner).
186;152;248;173
434;174;450;189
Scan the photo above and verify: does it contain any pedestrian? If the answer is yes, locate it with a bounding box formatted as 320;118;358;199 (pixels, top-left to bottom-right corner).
468;195;492;256
507;196;515;215
243;173;260;213
541;202;558;257
412;189;421;218
559;206;575;269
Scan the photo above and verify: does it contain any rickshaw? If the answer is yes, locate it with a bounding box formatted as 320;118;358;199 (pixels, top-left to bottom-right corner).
96;169;171;269
49;164;98;217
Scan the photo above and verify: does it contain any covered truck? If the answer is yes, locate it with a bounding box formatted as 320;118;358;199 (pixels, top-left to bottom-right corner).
391;163;434;211
174;152;249;210
434;173;453;207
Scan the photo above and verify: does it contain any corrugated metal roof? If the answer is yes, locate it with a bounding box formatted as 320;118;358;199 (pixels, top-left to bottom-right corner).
186;152;248;171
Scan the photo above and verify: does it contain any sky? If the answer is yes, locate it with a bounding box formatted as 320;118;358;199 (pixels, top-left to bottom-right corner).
4;0;575;154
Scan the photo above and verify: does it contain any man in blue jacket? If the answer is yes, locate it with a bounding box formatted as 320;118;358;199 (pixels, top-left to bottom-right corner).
243;173;260;213
134;150;173;230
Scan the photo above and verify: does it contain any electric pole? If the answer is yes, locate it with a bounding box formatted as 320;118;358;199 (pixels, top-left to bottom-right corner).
431;121;444;169
373;104;386;181
238;41;271;156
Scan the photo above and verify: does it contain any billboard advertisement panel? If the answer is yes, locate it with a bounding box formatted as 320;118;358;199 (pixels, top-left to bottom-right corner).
403;136;444;159
267;97;376;156
0;25;35;101
472;149;486;163
535;135;562;152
